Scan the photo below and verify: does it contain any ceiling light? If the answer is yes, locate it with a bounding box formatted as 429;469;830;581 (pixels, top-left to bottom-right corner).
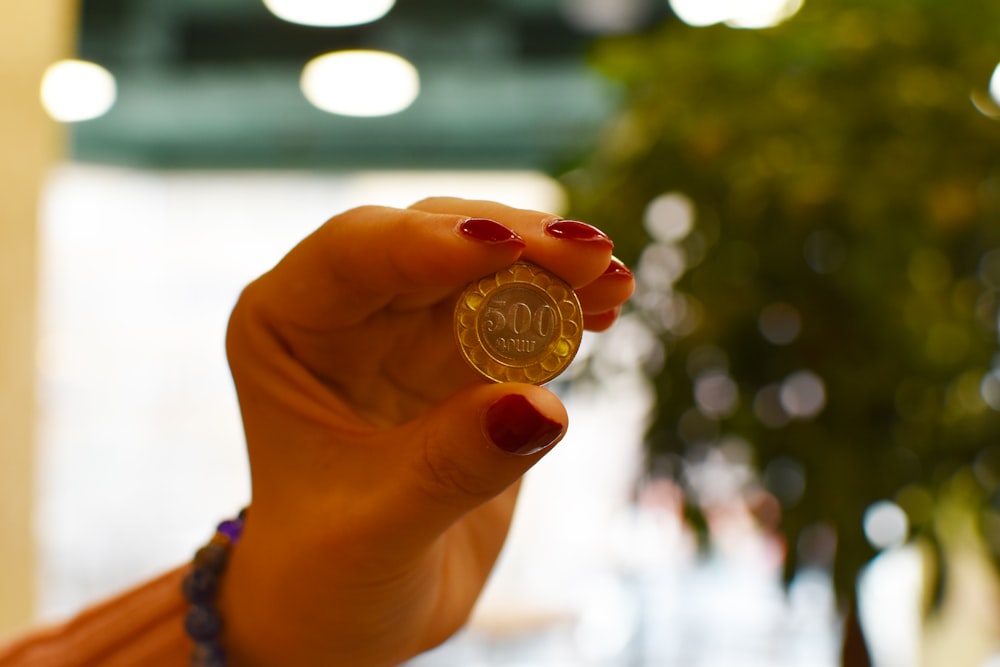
263;0;395;27
301;50;419;117
559;0;652;34
669;0;803;29
40;59;116;123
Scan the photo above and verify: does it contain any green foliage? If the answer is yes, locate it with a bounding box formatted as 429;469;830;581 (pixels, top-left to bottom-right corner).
563;0;1000;601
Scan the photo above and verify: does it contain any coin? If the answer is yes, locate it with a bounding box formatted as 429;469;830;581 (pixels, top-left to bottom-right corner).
454;261;584;384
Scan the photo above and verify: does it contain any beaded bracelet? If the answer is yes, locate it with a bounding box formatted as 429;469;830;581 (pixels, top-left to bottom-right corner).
181;508;247;667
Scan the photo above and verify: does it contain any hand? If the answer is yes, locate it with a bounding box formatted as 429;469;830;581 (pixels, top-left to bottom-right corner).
218;198;634;666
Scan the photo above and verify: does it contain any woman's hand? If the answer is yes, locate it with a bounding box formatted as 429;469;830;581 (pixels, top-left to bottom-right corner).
218;198;634;666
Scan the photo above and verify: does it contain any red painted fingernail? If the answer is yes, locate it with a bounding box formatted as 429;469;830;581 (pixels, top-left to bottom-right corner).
546;219;613;247
484;394;563;456
585;308;621;331
459;218;525;247
602;256;633;279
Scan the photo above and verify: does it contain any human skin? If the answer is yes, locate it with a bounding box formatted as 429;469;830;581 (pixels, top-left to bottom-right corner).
0;198;633;667
218;198;633;666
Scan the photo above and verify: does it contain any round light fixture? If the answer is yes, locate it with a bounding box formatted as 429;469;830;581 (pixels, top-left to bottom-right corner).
301;50;419;117
263;0;395;27
40;59;117;123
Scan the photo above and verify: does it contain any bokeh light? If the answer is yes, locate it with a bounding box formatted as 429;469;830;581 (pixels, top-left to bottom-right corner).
758;302;801;345
644;192;695;242
263;0;395;27
982;370;1000;411
668;0;803;29
694;370;740;418
300;50;419;117
862;501;909;550
779;370;826;419
637;243;687;290
560;0;653;34
990;62;1000;106
754;383;790;428
40;59;116;122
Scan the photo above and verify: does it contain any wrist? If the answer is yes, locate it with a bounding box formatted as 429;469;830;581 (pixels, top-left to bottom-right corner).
182;509;247;667
214;511;428;667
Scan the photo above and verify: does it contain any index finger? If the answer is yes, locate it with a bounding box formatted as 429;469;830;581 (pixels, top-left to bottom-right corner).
246;204;527;332
408;197;615;289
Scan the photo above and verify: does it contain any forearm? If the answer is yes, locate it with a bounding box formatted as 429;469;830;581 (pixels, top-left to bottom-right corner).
0;567;191;667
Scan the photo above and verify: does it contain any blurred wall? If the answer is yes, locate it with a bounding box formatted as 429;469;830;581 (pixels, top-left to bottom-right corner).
0;0;74;640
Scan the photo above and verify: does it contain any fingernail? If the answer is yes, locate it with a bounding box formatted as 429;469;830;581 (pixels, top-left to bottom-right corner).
459;218;525;247
586;308;621;331
484;394;563;456
546;219;613;247
602;256;633;279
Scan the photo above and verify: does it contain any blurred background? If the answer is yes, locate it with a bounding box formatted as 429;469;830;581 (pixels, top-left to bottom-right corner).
2;0;1000;665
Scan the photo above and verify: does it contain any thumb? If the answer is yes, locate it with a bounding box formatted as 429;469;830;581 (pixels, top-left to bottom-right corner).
387;384;567;537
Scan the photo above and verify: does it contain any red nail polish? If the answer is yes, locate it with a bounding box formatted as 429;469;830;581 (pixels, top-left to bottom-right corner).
484;394;563;456
585;308;620;332
602;257;633;279
459;218;525;246
546;219;613;247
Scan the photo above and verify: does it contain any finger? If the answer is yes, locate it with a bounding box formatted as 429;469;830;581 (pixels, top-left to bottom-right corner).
575;257;635;316
375;383;567;547
409;197;614;289
584;306;621;332
247;205;527;332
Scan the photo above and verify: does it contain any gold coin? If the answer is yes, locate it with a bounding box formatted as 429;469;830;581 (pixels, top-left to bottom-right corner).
454;261;584;384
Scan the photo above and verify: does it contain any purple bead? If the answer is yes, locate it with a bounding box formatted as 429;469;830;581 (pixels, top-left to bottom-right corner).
185;605;223;641
216;518;244;543
190;641;226;667
194;543;228;574
182;568;219;604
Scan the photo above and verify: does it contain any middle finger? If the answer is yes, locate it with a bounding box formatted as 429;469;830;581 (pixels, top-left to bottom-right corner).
408;197;615;289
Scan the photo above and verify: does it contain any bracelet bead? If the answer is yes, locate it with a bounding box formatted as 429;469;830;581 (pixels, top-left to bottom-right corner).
182;508;247;667
192;642;228;667
181;567;219;605
184;605;223;641
194;543;229;573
